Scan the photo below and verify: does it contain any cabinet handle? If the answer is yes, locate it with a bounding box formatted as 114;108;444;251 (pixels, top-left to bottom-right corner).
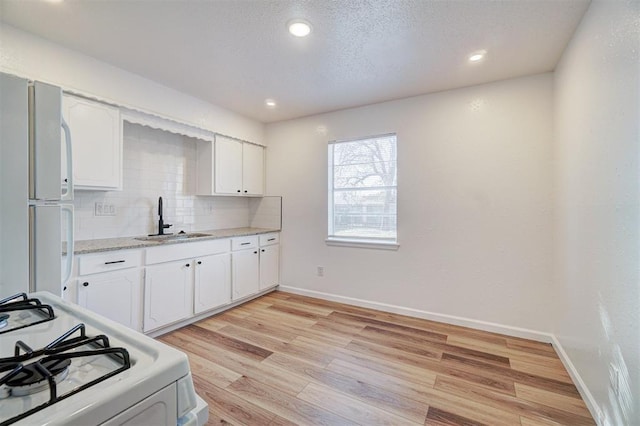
82;282;89;287
253;251;258;254
267;238;275;242
261;249;265;252
244;190;248;193
63;286;67;291
105;260;125;265
197;261;202;265
237;190;241;193
185;263;190;267
240;242;250;246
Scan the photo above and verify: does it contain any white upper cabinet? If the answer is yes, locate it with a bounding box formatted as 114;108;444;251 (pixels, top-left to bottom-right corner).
214;135;243;194
242;142;264;196
62;94;122;190
196;135;264;196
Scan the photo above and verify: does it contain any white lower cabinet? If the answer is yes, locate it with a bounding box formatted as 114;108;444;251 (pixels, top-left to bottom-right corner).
259;232;280;291
231;233;279;300
231;248;259;301
62;281;74;303
75;250;143;332
74;233;278;335
143;238;232;332
259;244;279;290
194;252;231;314
78;269;143;332
143;259;193;333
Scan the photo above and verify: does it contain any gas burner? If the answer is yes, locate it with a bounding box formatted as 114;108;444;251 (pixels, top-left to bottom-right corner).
6;358;70;397
0;314;8;330
0;323;131;425
0;293;54;335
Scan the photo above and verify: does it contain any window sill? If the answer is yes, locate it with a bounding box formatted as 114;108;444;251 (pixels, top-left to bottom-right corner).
325;238;399;251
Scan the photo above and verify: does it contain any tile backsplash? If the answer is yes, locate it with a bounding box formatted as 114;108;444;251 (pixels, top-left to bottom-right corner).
72;122;273;241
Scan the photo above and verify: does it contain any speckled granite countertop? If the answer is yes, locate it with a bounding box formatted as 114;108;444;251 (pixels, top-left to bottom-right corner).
72;227;280;255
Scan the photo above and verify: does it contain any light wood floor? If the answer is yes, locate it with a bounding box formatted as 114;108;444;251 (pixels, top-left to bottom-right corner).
160;291;595;425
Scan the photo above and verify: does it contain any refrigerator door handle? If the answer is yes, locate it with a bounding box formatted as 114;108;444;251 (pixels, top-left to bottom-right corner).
61;118;74;201
61;204;74;285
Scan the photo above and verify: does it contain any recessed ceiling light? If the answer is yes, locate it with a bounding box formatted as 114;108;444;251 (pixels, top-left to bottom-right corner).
265;99;277;108
288;19;312;37
468;50;487;62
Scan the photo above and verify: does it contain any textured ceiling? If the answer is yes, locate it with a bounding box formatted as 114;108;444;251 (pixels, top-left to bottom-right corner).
0;0;590;123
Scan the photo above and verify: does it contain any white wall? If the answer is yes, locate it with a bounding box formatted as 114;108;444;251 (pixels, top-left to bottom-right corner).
553;1;639;424
0;24;265;145
266;73;554;332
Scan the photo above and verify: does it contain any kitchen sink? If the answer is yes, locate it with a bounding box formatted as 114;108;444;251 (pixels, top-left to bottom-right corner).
135;232;211;242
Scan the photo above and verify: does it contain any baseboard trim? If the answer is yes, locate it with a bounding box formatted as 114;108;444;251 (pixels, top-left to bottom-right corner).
278;285;553;342
147;286;278;338
551;335;603;424
278;285;601;424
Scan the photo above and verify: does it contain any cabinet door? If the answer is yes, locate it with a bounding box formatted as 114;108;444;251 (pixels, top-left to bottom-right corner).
214;136;243;195
144;260;193;332
77;269;142;331
242;143;264;196
62;95;122;190
194;252;231;314
231;249;259;301
259;244;279;290
62;280;76;304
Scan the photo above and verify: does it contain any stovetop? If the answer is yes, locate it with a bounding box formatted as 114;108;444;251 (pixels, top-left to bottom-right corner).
0;292;191;425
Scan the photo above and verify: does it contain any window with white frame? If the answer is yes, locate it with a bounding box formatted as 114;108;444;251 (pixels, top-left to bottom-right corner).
327;133;397;247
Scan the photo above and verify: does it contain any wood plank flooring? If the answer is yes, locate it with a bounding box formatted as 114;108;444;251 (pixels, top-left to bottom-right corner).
159;291;595;425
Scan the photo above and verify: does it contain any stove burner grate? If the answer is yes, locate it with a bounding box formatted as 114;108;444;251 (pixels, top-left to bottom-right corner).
0;293;54;335
0;323;131;426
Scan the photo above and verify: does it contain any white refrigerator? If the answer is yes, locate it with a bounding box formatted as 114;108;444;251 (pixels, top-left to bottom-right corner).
0;72;74;297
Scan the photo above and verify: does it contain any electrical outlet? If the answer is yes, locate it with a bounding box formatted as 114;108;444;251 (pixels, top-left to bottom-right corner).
317;266;324;277
95;202;116;216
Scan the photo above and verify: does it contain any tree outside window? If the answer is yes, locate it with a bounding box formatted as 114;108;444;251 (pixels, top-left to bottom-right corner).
328;134;397;242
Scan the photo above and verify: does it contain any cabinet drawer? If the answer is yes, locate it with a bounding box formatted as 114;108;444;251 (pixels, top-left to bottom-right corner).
78;250;142;275
145;238;230;265
231;236;259;251
259;233;279;246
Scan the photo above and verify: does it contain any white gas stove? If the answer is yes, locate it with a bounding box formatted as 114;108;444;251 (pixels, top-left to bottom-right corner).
0;292;208;426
